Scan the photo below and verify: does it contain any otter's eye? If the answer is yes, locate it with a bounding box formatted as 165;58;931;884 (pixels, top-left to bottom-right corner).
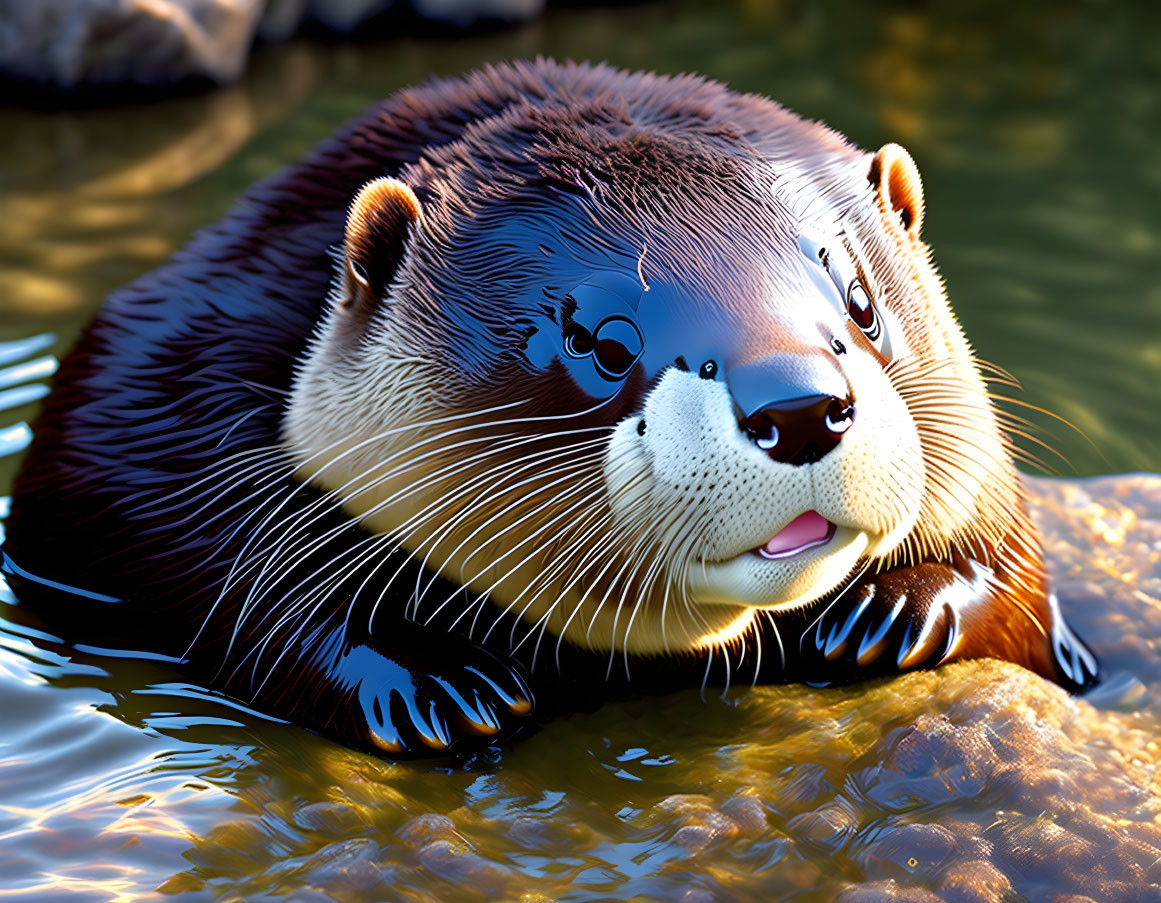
562;322;595;358
593;317;643;380
847;280;881;342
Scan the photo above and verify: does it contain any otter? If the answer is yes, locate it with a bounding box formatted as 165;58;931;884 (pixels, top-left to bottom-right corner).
2;60;1098;757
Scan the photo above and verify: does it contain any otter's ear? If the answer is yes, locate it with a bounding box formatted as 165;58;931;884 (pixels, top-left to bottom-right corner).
341;177;423;311
869;143;924;239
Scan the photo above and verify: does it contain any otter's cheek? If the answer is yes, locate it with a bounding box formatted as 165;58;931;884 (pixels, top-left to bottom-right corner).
604;417;654;525
814;362;926;558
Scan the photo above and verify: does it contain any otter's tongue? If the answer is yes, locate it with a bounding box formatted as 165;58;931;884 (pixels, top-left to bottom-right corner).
757;511;834;560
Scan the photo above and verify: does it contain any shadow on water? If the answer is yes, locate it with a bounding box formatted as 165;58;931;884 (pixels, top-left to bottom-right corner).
1;0;1160;898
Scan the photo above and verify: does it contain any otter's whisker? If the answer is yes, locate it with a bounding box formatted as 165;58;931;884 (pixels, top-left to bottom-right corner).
367;438;609;623
503;500;619;661
460;475;612;644
417;467;607;629
227;427;593;631
242;439;605;655
125;443;284;512
411;439;608;611
265;425;609;608
429;472;612;632
228;427;533;604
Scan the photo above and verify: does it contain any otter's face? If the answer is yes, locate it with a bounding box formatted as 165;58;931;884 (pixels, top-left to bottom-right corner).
285;139;1017;657
601;236;921;614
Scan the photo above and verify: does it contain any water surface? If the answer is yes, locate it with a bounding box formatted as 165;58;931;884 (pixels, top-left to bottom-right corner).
1;1;1159;900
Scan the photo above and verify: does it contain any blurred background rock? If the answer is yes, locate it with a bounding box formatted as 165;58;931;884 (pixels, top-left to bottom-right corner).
0;0;551;100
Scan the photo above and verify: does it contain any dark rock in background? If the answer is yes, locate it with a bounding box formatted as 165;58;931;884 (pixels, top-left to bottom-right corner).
260;0;545;35
0;0;547;102
0;0;266;96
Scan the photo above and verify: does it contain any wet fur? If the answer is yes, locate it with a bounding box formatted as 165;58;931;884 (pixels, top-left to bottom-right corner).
3;60;1098;757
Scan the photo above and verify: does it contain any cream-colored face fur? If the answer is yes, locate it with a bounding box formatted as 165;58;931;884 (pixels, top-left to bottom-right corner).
282;145;1018;659
606;334;922;609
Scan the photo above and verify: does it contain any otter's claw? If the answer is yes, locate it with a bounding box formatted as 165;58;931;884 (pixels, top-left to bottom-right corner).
355;642;533;757
801;564;961;684
1047;592;1100;693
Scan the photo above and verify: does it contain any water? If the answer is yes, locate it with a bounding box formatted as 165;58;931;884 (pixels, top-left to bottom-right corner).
1;1;1160;899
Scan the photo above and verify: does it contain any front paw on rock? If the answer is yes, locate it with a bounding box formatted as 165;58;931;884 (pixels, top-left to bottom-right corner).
802;575;958;681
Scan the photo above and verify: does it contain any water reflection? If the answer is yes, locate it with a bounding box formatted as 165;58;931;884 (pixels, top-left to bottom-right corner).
0;48;318;328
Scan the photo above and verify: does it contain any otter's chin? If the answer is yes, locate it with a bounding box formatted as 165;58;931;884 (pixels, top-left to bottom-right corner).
687;524;870;611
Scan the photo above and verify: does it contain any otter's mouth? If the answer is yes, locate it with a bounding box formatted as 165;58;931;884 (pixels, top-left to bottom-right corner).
755;510;836;560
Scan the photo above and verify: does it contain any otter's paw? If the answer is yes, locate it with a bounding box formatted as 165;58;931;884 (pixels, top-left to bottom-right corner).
799;564;962;683
352;643;534;757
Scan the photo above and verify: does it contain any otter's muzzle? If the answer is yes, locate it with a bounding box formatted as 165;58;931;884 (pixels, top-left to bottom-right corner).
741;394;855;465
727;351;854;466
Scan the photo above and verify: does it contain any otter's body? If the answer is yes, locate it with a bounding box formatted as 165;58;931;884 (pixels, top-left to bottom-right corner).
4;61;1097;756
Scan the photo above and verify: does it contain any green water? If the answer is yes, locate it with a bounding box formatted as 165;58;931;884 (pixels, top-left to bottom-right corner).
1;1;1160;900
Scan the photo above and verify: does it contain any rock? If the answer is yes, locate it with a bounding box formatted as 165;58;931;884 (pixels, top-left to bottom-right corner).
256;0;307;41
834;880;944;902
0;0;549;101
413;839;518;893
936;860;1013;903
397;813;459;847
857;823;962;884
297;838;387;893
291;800;368;836
301;0;394;34
409;0;544;27
0;0;265;94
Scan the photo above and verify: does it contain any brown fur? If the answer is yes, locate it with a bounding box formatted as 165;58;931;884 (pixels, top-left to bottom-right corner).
3;61;1098;759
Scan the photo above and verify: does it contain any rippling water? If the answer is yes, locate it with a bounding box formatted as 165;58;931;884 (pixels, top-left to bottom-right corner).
1;1;1159;900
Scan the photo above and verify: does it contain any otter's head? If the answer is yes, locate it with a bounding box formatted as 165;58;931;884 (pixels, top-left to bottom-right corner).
284;96;1022;658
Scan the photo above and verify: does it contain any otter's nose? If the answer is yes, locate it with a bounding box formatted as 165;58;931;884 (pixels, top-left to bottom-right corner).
742;394;855;465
